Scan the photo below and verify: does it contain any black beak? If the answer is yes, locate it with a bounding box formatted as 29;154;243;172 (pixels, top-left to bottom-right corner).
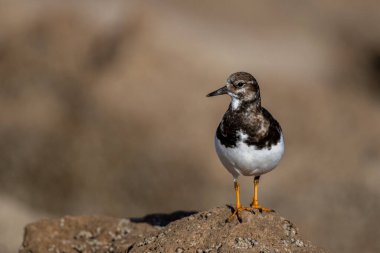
206;86;228;97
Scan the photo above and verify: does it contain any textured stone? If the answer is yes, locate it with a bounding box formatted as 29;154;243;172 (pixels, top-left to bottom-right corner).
19;207;326;253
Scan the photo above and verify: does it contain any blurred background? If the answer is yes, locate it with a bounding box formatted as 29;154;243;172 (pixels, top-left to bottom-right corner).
0;1;380;252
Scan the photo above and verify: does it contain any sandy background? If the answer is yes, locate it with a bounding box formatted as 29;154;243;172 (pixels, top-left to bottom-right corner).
0;1;380;252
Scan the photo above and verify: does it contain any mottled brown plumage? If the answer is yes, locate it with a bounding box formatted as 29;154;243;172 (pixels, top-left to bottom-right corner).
209;72;282;149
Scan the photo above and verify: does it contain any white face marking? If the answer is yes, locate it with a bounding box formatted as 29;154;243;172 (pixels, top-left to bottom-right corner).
231;97;241;110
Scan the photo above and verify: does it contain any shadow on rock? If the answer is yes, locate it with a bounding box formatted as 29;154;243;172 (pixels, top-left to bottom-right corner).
130;210;198;226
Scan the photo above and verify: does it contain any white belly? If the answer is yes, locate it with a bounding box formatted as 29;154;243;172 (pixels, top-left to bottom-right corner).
215;134;285;178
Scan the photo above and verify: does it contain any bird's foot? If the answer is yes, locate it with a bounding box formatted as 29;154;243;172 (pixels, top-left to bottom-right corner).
226;206;255;222
250;204;275;213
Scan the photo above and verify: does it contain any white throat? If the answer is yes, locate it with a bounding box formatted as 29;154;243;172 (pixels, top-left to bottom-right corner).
231;97;241;110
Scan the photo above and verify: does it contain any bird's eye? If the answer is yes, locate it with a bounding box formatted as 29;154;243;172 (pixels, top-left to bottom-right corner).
235;82;245;88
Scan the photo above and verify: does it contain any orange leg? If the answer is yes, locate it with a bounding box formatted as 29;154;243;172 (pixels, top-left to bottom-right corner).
227;180;252;222
251;176;274;212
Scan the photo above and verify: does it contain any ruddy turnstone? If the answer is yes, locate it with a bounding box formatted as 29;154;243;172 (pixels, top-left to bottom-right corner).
207;72;285;222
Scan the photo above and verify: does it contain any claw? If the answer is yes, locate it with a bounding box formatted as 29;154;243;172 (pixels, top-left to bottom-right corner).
251;205;275;213
226;207;255;222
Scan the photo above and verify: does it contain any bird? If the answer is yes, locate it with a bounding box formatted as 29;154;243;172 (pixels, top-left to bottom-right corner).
207;72;285;222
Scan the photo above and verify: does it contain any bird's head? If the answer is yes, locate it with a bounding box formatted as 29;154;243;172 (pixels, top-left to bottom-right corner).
207;72;261;109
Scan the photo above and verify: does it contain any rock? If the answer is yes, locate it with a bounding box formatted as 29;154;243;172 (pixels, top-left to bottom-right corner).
19;216;157;253
19;206;326;253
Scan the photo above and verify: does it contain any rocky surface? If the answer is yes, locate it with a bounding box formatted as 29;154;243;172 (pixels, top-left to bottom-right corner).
20;207;326;253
